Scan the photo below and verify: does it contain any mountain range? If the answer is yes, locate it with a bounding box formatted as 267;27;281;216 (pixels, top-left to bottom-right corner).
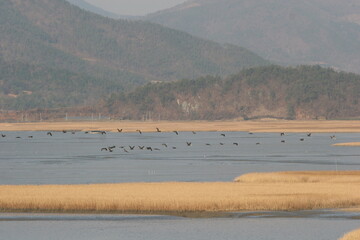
0;0;268;110
146;0;360;74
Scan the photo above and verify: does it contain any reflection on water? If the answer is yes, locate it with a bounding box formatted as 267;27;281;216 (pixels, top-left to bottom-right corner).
0;131;360;184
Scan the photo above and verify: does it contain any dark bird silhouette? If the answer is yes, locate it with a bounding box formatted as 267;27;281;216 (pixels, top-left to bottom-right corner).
162;143;168;148
186;142;192;146
108;146;116;150
300;138;305;141
280;132;285;136
47;132;52;136
62;130;67;133
206;143;211;146
307;133;312;137
138;146;145;150
233;143;239;146
220;142;224;145
16;136;21;139
123;149;128;153
173;131;179;135
249;132;253;135
1;134;6;137
221;133;226;137
28;136;33;138
192;131;196;134
330;135;336;140
256;142;260;145
281;140;286;143
101;147;108;151
137;129;142;134
154;148;160;151
84;131;89;134
91;130;105;134
108;148;113;152
119;146;125;149
117;128;123;132
156;127;161;132
172;147;177;149
129;146;135;150
146;147;153;151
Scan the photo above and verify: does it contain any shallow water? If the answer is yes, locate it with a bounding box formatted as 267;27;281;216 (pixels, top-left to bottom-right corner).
0;131;359;184
1;213;360;240
1;131;360;239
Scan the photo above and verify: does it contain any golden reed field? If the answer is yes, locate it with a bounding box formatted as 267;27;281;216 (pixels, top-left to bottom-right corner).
1;171;360;215
1;120;360;133
339;229;360;240
334;142;360;147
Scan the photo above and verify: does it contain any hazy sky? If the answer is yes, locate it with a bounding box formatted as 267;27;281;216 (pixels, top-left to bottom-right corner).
83;0;187;16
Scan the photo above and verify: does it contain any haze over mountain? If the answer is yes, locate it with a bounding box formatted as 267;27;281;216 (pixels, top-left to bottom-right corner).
0;0;268;110
66;0;121;18
147;0;360;74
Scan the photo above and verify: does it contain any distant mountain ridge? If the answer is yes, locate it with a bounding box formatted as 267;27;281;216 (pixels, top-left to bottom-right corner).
146;0;360;74
0;0;268;110
66;0;120;18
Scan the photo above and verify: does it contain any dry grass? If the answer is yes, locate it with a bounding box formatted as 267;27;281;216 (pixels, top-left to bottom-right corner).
339;229;360;240
1;171;360;214
234;171;360;183
333;142;360;147
1;120;360;133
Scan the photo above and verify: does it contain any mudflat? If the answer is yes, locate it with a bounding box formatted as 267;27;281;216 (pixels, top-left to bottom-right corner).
1;120;360;133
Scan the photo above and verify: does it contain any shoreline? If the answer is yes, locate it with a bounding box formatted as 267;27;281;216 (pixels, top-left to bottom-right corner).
1;120;360;133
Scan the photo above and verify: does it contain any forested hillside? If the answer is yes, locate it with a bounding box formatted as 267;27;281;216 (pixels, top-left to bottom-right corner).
0;57;120;110
147;0;360;74
0;0;268;110
104;65;360;120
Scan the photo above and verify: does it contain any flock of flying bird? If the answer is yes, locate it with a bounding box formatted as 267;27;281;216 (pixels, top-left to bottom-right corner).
0;128;337;154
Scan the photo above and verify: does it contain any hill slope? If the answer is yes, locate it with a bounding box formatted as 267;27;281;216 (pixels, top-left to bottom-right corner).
146;0;360;74
103;65;360;120
0;0;268;109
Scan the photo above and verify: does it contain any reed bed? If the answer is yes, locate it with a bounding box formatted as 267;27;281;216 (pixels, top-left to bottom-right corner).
234;171;360;183
1;171;360;214
339;228;360;240
333;142;360;147
1;120;360;133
